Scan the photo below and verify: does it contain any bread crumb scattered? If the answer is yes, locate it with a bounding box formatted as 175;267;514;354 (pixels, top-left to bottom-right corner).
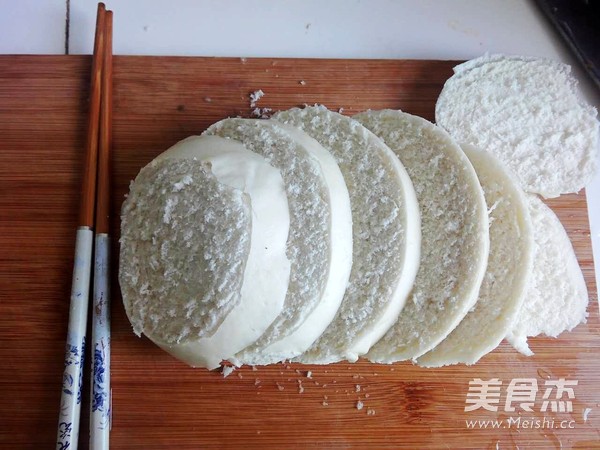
355;384;361;392
367;409;376;416
276;382;284;391
306;371;312;379
249;89;264;107
338;107;344;114
204;97;212;103
237;372;243;379
322;395;328;406
364;393;370;399
297;380;305;394
240;57;247;63
251;365;257;371
252;107;273;119
356;400;364;410
222;366;235;378
299;80;306;86
254;379;261;386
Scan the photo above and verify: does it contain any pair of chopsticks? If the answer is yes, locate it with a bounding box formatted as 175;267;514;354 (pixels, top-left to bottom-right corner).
57;3;113;450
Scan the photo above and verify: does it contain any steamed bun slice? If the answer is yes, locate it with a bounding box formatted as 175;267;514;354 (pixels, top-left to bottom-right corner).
204;119;353;365
119;135;291;369
418;144;534;367
506;194;589;355
355;110;489;363
274;105;420;363
435;54;599;198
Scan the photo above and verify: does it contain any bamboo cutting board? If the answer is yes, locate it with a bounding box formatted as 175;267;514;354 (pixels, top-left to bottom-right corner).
0;56;598;449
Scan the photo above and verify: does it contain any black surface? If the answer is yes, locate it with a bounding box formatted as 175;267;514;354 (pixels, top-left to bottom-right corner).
536;0;600;91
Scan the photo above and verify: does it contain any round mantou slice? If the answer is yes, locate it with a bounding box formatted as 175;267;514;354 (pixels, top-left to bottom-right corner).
355;110;489;363
274;105;420;363
506;194;589;355
204;119;353;366
435;54;599;198
119;135;291;369
418;144;534;367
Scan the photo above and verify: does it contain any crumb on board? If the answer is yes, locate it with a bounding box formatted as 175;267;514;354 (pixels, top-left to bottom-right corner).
306;371;312;379
338;107;344;114
252;365;257;371
356;400;364;410
583;408;592;422
240;57;247;63
249;89;264;107
254;379;261;386
367;409;376;416
276;382;284;391
322;395;329;406
365;393;370;399
204;97;212;103
222;366;235;378
299;80;306;86
252;107;273;119
355;384;361;392
237;372;243;379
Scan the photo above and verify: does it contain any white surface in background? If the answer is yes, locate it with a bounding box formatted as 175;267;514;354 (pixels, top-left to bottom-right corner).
3;0;600;297
0;0;65;54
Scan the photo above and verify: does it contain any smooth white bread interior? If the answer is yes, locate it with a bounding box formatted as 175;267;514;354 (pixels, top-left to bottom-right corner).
418;144;534;367
274;105;420;363
435;54;599;198
119;135;291;369
204;119;353;365
506;194;589;355
356;110;489;363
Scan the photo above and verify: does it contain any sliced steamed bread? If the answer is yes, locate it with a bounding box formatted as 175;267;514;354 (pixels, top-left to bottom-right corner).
355;110;489;363
418;144;534;367
273;105;420;363
506;194;589;355
204;119;353;366
119;135;291;369
435;54;599;198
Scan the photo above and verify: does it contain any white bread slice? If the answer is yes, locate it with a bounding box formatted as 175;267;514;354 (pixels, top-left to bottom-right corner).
355;110;489;363
435;54;599;198
119;135;291;369
506;194;589;355
273;105;420;363
418;144;534;367
204;119;353;365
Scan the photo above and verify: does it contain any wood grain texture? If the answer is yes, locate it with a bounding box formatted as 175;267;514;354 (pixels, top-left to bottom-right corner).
0;56;598;450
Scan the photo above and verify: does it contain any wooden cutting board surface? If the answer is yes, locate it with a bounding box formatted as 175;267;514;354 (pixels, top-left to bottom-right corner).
0;55;598;449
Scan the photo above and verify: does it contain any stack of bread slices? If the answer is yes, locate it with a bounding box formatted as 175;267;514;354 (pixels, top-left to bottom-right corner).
119;54;598;370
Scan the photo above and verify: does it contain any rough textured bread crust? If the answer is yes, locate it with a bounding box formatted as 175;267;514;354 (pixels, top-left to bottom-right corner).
120;136;290;369
274;105;420;363
204;119;353;365
418;144;534;367
355;110;489;363
506;194;589;355
435;54;599;198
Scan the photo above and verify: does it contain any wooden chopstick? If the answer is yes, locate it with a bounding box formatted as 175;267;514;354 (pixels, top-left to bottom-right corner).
56;4;106;450
90;9;113;450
